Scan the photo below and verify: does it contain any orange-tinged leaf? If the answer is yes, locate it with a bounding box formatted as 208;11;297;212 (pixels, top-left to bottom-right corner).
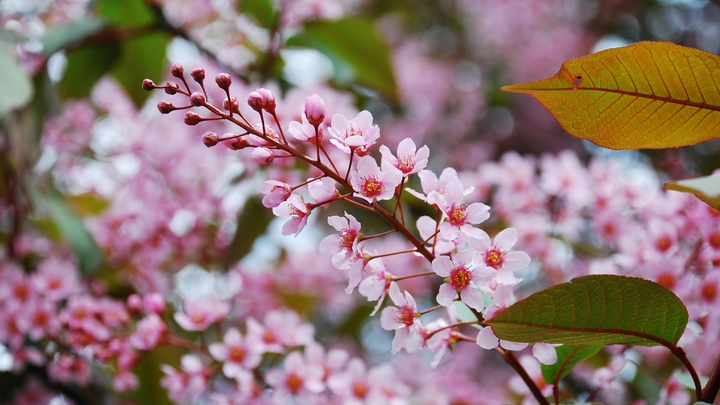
502;41;720;150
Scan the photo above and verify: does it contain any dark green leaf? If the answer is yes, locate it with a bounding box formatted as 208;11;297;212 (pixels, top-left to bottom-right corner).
287;18;397;101
125;345;180;405
40;18;105;56
39;192;103;274
97;0;156;28
487;275;689;347
222;197;274;267
111;32;171;106
238;0;278;28
541;344;603;384
664;175;720;211
61;42;120;99
0;47;33;117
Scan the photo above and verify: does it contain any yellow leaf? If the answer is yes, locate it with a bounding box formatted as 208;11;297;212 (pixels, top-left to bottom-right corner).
502;41;720;150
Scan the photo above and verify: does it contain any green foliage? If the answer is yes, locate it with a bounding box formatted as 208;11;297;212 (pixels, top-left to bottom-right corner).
40;18;105;56
0;46;33;117
541;344;603;384
238;0;278;29
98;0;156;28
61;42;120;99
287;18;398;102
111;32;171;106
487;275;689;347
664;175;720;210
126;345;180;405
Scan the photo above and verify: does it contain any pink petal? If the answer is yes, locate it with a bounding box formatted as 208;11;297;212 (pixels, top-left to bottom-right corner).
460;287;485;311
476;327;499;350
436;284;457;307
432;256;453;277
533;343;558;365
494;228;518;251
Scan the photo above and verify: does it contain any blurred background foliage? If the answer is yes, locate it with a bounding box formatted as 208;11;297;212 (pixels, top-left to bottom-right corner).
1;0;720;403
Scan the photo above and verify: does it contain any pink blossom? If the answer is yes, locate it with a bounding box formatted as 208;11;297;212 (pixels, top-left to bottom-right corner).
173;297;231;331
406;167;467;203
26;300;59;341
160;354;208;403
417;215;466;255
436;177;489;239
32;256;80;301
308;177;338;204
328;110;380;156
288;114;320;143
471;228;531;285
251;147;275;164
379;137;429;176
328;359;410;404
272;194;311;236
350;156;402;203
209;327;262;378
432;251;492;311
113;371;139;391
304;94;326;127
266;351;325;403
320;212;362;270
246;310;315;354
476;326;527;351
130;313;166;350
357;258;391;314
261;180;292;208
380;282;422;354
143;292;166;315
48;354;90;386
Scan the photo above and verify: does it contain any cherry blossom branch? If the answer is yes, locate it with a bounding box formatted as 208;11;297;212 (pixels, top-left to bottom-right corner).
701;355;720;402
502;349;551;405
392;271;435;281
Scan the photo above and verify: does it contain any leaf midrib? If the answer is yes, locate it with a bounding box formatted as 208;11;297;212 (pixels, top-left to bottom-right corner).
492;321;673;346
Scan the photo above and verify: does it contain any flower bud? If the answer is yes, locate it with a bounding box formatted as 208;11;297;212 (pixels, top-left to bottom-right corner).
127;294;143;314
222;136;250;150
157;100;175;114
248;91;263;112
251;147;275;164
257;88;276;113
189;92;206;106
184;111;202;125
215;73;232;91
191;67;205;83
142;79;155;91
170;63;184;78
202;131;220;147
223;96;239;113
164;81;179;95
143;293;166;315
304;94;325;127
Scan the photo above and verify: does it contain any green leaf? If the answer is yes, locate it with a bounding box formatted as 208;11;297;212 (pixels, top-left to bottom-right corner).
487;275;689;347
238;0;278;28
287;18;397;101
111;31;170;106
125;345;179;405
65;193;110;216
541;344;603;384
40;18;105;56
97;0;156;28
501;41;720;150
0;46;33;117
61;42;120;99
664;175;720;210
222;197;274;268
45;193;103;275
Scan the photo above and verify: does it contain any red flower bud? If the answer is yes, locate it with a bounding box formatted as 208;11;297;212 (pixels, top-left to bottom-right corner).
223;96;239;113
215;73;232;91
142;79;156;91
164;82;179;95
191;67;205;83
248;91;263;112
157;100;175;114
257;88;276;113
189;92;206;106
251;147;275;164
170;63;184;78
304;94;326;127
222;136;251;150
202;131;220;147
184;111;203;125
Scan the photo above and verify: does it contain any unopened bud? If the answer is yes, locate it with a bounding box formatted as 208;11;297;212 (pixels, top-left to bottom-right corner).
257;88;276;113
202;131;220;147
157;100;175;114
127;294;143;314
170;63;184;78
143;293;166;315
164;81;179;95
222;136;250;150
189;92;206;106
215;73;232;91
191;67;205;83
184;111;202;125
304;94;326;127
251;147;275;164
248;91;263;112
223;96;239;113
142;79;155;91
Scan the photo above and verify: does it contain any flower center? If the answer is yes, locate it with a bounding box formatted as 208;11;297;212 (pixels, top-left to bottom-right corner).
339;229;358;250
286;373;303;394
228;347;246;363
655;235;672;252
702;282;718;302
709;232;720;249
361;176;383;198
397;155;414;174
352;381;369;399
263;330;277;344
395;305;415;327
449;266;471;290
448;205;467;226
485;248;504;269
656;272;676;290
